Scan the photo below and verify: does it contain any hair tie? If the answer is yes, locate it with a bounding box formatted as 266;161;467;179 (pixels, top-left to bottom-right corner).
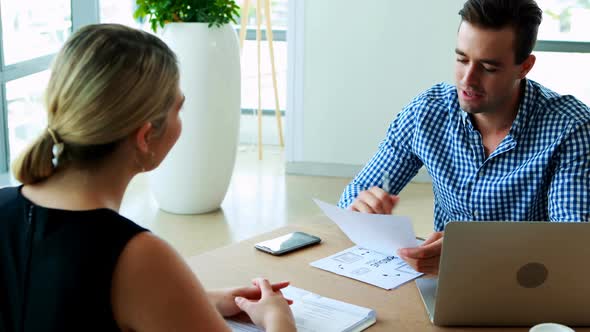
47;128;64;167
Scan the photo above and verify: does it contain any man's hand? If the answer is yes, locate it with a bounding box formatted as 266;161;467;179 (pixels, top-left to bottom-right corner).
209;280;292;317
349;186;400;214
397;232;444;275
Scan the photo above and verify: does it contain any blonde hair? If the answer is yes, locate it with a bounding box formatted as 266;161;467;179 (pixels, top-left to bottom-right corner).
12;24;179;184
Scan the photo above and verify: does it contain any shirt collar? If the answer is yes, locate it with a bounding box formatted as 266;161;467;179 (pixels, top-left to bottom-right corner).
509;79;537;140
459;105;472;129
457;79;537;139
455;92;472;128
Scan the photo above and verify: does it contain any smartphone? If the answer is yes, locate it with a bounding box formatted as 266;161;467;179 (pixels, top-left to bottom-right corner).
254;231;321;256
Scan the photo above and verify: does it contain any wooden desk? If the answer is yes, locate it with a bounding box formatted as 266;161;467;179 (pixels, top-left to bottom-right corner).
187;221;585;331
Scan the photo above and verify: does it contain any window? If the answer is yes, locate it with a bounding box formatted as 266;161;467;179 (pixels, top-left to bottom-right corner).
528;52;590;105
0;1;99;177
234;0;288;146
529;0;590;105
99;0;149;30
536;0;590;42
235;0;288;114
6;71;50;165
0;1;72;175
0;0;72;65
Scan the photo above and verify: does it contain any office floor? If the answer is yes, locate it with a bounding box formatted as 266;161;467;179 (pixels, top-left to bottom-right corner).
120;145;435;258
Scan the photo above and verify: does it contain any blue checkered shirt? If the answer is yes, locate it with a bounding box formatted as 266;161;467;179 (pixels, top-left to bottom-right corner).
338;79;590;232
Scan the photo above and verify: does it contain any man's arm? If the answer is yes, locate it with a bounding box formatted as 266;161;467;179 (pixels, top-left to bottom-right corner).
338;106;424;210
548;121;590;221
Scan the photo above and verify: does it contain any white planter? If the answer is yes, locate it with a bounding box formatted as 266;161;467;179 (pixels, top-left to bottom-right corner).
150;23;240;214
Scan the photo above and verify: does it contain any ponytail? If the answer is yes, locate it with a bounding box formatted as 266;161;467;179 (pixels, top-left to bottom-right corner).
12;130;58;184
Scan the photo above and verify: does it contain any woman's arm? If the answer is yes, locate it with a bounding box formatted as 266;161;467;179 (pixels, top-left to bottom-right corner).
111;232;231;332
111;232;295;332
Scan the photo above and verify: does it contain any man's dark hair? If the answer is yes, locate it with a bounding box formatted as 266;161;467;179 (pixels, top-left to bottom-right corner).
459;0;542;64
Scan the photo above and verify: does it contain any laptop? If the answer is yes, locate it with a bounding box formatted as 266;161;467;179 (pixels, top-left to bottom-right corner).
416;221;590;326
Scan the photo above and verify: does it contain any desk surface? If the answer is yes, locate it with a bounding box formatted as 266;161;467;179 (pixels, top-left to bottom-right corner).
187;220;585;331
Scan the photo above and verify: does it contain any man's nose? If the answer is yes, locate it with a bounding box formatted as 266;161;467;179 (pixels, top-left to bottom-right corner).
462;64;479;86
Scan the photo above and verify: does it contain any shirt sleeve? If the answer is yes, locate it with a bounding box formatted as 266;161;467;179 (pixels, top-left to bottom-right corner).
337;103;424;208
548;120;590;221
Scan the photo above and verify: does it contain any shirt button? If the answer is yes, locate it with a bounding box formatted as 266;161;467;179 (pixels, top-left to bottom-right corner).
473;210;479;218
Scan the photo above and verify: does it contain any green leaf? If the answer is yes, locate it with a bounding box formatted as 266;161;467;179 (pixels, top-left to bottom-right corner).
132;0;240;32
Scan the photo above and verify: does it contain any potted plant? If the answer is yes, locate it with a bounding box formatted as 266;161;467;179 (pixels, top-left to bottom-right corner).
135;0;242;214
134;0;240;31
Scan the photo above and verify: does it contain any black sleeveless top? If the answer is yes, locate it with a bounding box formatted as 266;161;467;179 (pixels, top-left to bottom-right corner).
0;186;148;332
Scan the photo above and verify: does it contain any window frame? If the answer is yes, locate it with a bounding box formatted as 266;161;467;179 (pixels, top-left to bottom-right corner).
0;0;99;177
535;40;590;53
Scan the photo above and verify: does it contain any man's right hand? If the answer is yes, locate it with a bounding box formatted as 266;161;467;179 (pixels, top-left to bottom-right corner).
349;186;400;214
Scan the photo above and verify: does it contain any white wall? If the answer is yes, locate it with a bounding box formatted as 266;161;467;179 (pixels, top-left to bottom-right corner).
286;0;465;177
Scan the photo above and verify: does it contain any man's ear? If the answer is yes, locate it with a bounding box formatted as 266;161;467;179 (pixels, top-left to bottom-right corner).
519;54;536;79
135;122;153;153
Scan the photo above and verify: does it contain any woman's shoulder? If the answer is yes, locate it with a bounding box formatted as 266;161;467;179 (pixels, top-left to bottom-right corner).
0;185;23;207
0;186;28;231
111;232;230;331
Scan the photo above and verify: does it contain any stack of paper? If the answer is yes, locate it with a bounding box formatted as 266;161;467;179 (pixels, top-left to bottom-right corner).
310;199;423;289
227;286;376;332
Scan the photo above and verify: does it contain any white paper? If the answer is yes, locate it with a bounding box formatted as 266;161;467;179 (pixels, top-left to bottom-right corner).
226;320;261;332
314;199;419;255
227;286;376;332
310;246;422;290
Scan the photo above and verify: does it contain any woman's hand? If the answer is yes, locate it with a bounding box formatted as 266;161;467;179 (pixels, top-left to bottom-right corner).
209;279;292;317
234;278;296;332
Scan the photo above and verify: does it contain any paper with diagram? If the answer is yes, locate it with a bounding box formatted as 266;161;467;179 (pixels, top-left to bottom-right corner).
311;245;422;290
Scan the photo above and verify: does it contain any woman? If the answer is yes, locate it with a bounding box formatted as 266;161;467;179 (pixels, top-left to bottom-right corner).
0;24;295;332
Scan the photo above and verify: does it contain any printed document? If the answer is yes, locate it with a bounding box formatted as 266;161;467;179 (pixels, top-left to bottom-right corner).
227;286;376;332
311;245;422;290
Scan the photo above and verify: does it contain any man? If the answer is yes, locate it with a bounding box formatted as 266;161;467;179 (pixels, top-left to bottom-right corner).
338;0;590;275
